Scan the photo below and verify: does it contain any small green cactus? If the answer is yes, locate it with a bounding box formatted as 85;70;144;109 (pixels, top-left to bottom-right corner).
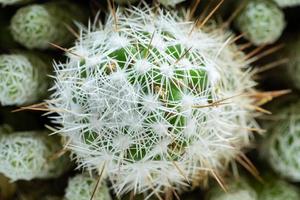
0;127;70;181
0;53;48;106
10;2;87;49
234;0;285;46
206;178;257;200
65;174;111;200
261;102;300;181
274;0;300;7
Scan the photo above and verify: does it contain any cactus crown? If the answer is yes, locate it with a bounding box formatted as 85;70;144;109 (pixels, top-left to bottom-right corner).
49;5;258;197
0;54;48;106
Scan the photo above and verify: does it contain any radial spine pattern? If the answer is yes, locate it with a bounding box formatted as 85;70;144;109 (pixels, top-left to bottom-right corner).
49;6;258;197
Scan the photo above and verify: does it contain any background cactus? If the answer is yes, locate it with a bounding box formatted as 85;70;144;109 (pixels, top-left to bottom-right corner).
10;1;87;49
274;0;300;7
206;178;257;200
65;174;111;200
234;0;285;46
48;5;258;197
0;127;70;181
260;102;300;181
0;53;48;106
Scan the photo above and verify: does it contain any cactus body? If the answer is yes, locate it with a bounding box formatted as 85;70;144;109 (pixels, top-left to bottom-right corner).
234;0;285;46
0;53;48;106
261;102;300;181
65;174;111;200
10;2;86;49
0;128;70;181
49;6;258;197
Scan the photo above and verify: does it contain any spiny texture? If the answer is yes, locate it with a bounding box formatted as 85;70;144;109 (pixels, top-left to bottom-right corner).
48;6;258;197
257;178;300;200
0;53;48;106
261;102;300;181
0;0;33;6
0;129;70;181
65;174;111;200
10;2;86;49
158;0;186;7
206;178;257;200
234;0;285;46
274;0;300;7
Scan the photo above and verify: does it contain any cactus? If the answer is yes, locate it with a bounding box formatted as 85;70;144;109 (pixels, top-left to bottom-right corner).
0;127;70;181
234;0;285;46
65;174;111;200
158;0;186;7
10;2;87;49
0;53;48;106
206;178;257;200
274;0;300;7
261;102;300;181
0;0;33;6
257;177;300;200
48;6;258;197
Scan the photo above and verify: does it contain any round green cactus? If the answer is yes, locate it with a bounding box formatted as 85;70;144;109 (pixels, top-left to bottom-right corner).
206;178;257;200
0;128;70;181
48;5;258;197
10;2;86;49
234;0;285;46
261;102;300;181
65;174;111;200
274;0;300;7
0;53;48;106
